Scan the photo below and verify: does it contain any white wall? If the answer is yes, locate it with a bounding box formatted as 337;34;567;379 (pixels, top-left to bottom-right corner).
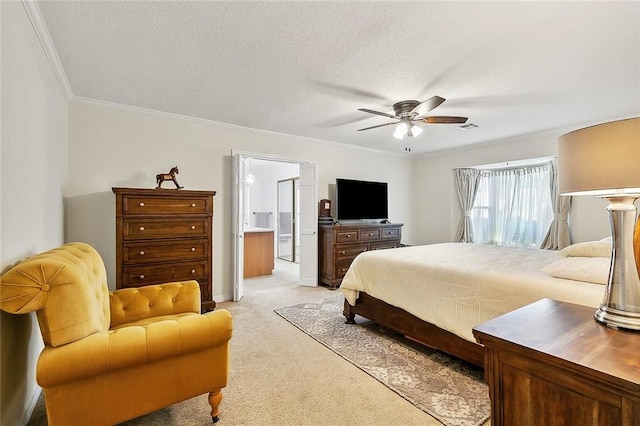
66;101;415;301
1;2;69;425
412;129;610;245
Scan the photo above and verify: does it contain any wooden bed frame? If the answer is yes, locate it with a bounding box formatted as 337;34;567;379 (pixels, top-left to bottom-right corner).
343;292;485;367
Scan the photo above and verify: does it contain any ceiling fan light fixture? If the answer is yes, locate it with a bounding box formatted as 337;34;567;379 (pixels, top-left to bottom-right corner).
410;124;422;138
394;122;408;139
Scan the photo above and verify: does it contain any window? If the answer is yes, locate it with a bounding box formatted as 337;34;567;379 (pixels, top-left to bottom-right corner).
471;162;553;248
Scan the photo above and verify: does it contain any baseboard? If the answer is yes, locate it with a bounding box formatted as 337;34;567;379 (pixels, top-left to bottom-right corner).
214;293;233;303
21;386;43;425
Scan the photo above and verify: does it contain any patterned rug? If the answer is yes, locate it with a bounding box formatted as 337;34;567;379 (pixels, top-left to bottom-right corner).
275;295;490;426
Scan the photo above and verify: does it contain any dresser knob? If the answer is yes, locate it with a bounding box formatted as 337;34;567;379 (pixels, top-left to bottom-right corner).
191;269;196;274
340;251;346;255
346;234;351;238
139;251;145;255
191;225;196;230
191;247;196;251
191;203;196;207
139;226;145;231
139;202;145;207
139;275;145;280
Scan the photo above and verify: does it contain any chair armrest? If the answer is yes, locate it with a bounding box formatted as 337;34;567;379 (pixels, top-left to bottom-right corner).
110;281;201;328
37;308;233;387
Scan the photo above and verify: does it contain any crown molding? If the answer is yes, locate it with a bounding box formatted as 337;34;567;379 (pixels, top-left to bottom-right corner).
22;0;73;100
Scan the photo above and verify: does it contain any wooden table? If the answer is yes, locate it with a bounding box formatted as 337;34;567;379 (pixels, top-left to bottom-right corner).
473;298;640;426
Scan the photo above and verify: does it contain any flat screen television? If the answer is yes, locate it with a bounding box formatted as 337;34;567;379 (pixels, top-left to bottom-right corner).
336;178;388;221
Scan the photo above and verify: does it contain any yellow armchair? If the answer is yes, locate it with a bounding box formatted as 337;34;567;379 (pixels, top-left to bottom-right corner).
0;242;232;425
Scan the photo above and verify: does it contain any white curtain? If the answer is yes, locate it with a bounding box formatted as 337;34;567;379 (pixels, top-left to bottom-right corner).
471;162;553;248
541;159;572;250
454;168;482;243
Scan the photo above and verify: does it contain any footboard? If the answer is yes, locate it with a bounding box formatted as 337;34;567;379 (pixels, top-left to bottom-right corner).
343;292;485;367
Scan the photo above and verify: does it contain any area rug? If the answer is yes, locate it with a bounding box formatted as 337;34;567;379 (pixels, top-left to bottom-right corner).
274;295;490;426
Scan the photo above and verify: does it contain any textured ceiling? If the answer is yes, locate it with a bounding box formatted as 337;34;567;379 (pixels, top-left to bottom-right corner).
37;1;640;155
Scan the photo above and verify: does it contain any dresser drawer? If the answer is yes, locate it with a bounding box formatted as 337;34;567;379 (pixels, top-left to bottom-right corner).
360;229;381;241
370;241;399;250
123;219;209;240
122;195;211;215
335;261;353;279
336;230;360;243
382;228;401;239
335;243;369;262
122;239;208;264
122;261;208;287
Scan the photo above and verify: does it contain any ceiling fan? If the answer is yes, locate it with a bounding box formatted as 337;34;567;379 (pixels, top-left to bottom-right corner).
357;96;468;139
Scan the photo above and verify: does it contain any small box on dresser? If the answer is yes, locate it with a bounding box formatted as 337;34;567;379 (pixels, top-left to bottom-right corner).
318;222;403;289
112;187;216;311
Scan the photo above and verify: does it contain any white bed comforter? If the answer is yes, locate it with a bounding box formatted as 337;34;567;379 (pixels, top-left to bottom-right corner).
340;243;605;342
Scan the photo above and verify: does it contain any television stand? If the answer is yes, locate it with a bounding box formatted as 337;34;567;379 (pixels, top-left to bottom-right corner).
318;222;403;289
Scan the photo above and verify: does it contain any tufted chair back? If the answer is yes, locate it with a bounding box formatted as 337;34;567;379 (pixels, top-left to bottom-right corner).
0;242;111;347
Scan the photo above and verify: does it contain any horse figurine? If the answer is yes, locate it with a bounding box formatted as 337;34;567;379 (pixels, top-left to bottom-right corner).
156;166;183;189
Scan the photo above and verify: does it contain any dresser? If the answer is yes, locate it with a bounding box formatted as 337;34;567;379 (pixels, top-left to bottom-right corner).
473;298;640;426
318;222;403;289
112;187;216;311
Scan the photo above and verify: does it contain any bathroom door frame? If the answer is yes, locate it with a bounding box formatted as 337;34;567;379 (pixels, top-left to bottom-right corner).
232;150;317;301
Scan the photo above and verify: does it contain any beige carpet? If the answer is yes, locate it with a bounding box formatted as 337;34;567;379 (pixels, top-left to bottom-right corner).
275;295;490;426
28;272;491;425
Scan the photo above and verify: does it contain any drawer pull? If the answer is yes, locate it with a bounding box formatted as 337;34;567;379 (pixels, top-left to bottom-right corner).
139;202;145;207
139;251;145;255
191;247;196;251
369;233;374;236
339;251;346;255
191;203;196;207
191;225;196;230
191;269;196;274
341;268;348;272
361;249;367;252
139;226;145;231
346;234;351;238
139;274;145;280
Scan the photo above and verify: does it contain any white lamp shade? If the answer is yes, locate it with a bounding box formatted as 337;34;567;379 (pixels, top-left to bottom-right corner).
557;117;640;195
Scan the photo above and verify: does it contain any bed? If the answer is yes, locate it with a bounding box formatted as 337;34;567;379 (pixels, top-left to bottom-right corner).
340;242;611;367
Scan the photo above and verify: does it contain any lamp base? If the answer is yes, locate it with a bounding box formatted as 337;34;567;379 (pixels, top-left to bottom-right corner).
595;194;640;331
594;305;640;331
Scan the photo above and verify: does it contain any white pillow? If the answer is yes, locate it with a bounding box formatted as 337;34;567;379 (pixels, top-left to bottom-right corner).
542;257;610;285
559;240;611;258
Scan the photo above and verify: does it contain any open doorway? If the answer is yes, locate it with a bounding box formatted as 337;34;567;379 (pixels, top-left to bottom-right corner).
232;152;317;301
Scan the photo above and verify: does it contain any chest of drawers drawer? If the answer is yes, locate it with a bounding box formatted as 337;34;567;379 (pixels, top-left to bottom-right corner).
370;241;399;250
123;219;209;240
335;243;369;262
336;230;359;243
121;195;211;215
122;261;208;288
122;240;208;264
359;229;381;241
382;228;400;239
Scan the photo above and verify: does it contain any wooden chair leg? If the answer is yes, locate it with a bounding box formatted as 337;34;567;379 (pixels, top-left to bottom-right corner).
208;390;223;423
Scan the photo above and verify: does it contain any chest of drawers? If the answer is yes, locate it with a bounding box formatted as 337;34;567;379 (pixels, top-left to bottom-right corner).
318;223;403;289
113;187;216;311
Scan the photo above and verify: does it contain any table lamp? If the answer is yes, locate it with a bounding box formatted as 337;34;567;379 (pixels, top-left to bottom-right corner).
557;117;640;330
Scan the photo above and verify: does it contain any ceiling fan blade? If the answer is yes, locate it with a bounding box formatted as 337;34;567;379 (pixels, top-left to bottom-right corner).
410;96;446;116
358;108;398;120
422;116;469;124
357;121;399;131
